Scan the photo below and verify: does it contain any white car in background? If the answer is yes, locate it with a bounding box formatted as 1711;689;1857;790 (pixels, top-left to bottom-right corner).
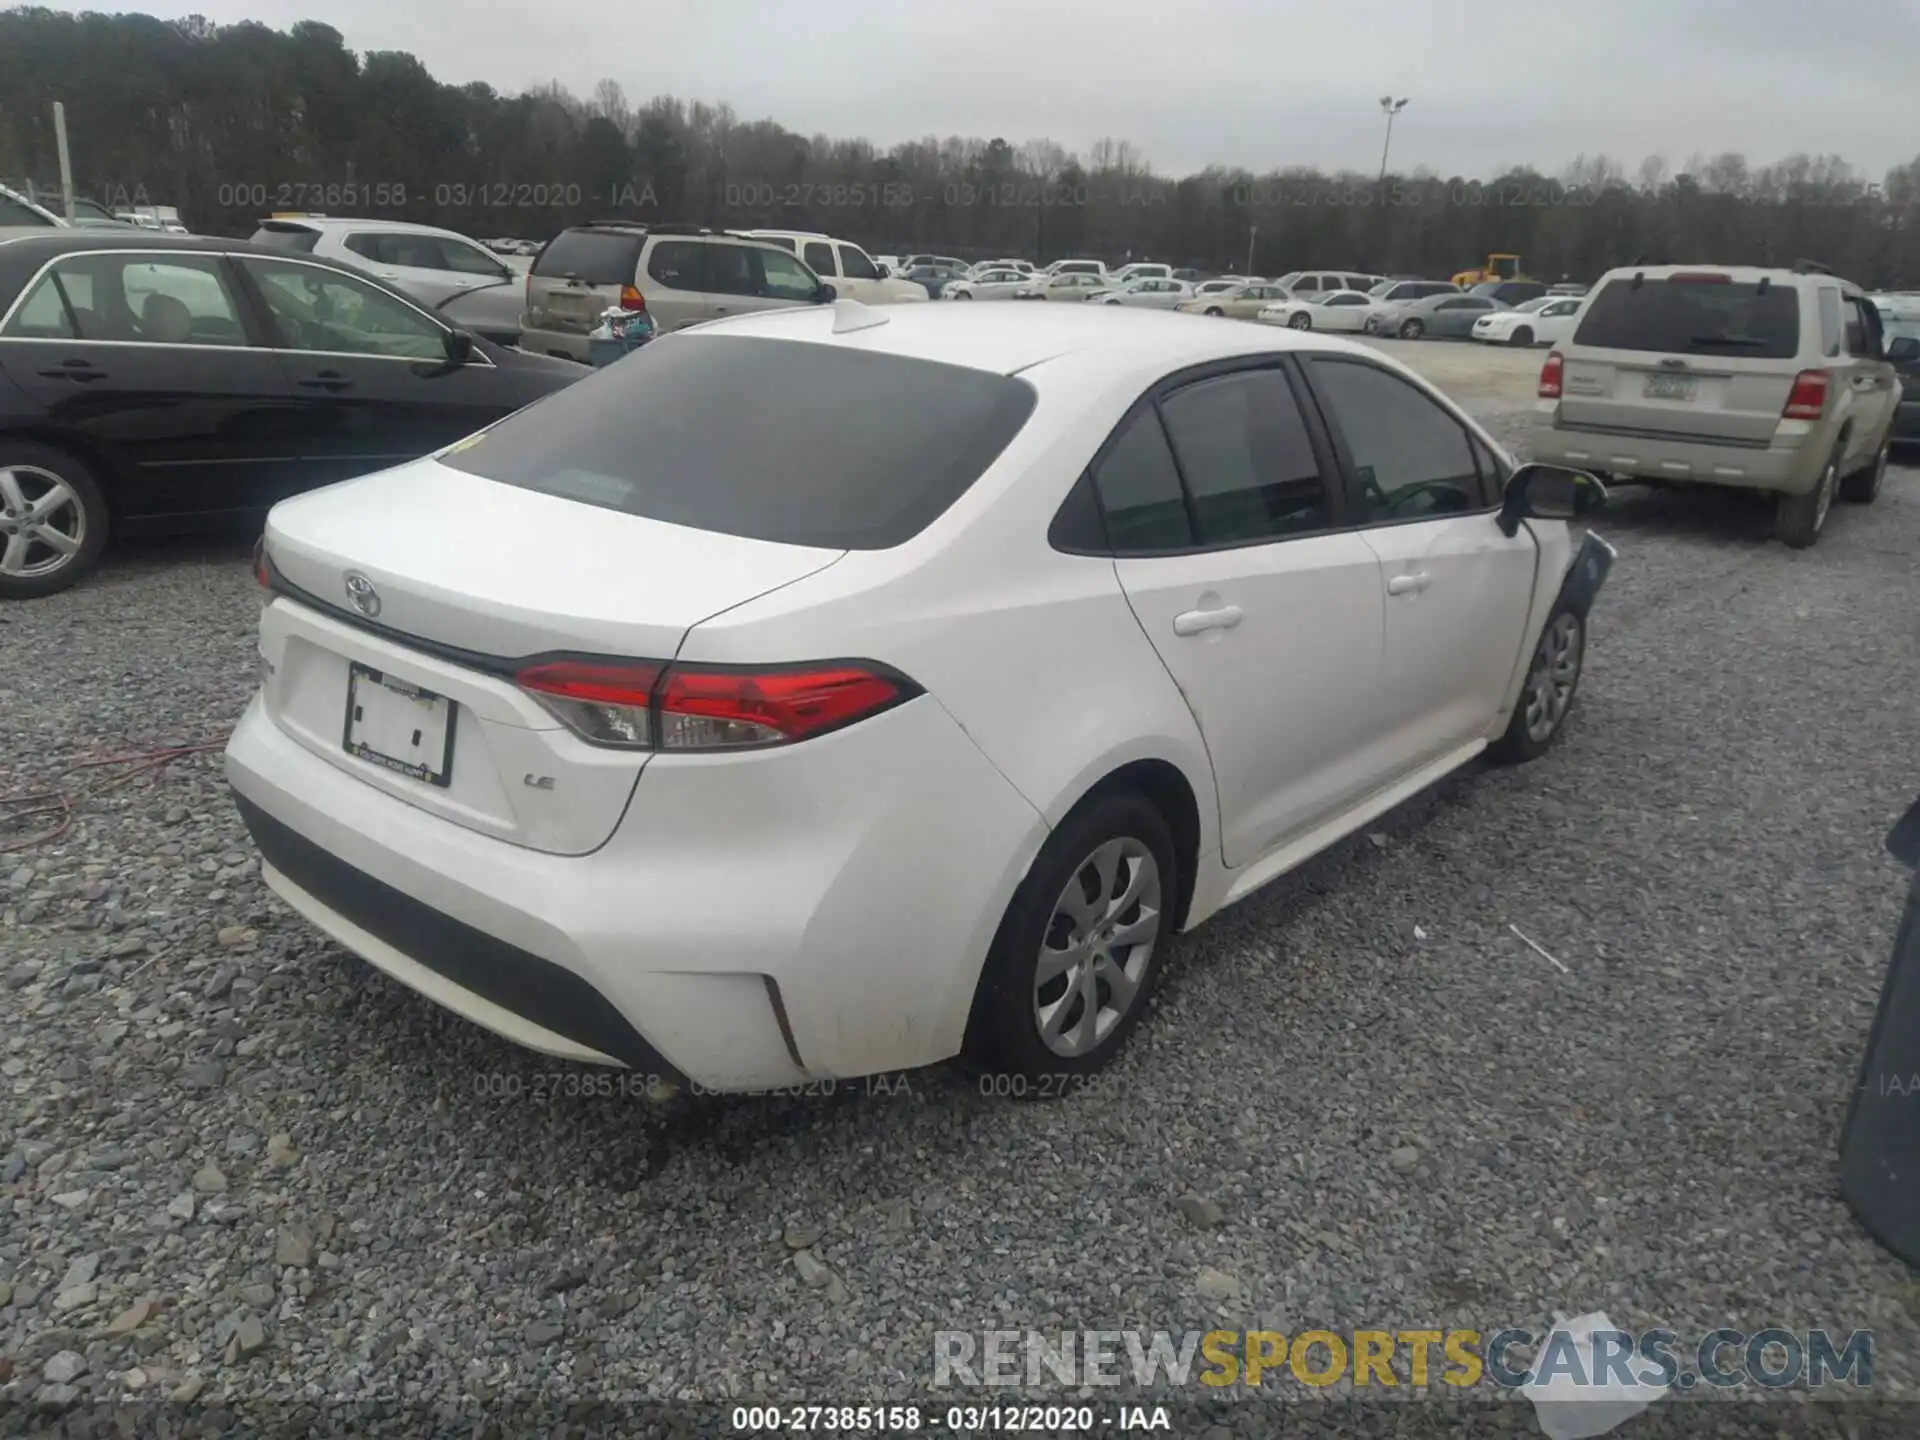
230;301;1612;1093
1108;263;1173;287
1259;289;1376;332
942;267;1032;300
1041;258;1108;280
1471;294;1584;347
1193;277;1253;297
1089;278;1194;309
736;231;928;304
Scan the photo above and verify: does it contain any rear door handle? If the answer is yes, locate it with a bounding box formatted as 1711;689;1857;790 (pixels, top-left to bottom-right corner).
1172;605;1243;636
37;360;107;382
1386;572;1430;596
297;372;352;392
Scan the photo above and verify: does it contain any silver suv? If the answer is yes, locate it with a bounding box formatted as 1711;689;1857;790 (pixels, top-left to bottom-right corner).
1531;263;1899;547
521;224;831;362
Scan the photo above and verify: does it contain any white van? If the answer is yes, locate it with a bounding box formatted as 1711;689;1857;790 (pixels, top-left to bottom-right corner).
736;231;927;304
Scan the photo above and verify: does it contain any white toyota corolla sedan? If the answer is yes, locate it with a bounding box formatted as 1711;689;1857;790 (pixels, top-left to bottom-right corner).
228;301;1613;1094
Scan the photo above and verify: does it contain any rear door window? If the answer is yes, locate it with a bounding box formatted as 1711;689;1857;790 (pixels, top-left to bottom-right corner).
704;244;759;297
1573;277;1800;358
803;240;836;276
438;336;1037;549
645;241;707;291
534;229;645;284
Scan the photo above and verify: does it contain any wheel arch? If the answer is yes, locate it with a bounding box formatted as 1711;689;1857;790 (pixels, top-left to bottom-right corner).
1058;755;1207;932
0;424;122;519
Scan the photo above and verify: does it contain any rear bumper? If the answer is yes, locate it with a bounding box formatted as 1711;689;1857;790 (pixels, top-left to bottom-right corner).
515;321;591;363
225;688;1045;1090
1529;402;1821;493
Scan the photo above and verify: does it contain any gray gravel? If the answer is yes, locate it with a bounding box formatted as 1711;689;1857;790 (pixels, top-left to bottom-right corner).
3;428;1920;1433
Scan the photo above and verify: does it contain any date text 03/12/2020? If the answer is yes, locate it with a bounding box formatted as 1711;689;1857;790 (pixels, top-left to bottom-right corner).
728;1405;1173;1432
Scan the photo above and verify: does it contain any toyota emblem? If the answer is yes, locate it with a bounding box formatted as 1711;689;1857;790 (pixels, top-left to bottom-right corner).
343;572;381;618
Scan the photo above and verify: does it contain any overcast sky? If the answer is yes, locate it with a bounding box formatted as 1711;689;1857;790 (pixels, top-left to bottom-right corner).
50;0;1920;180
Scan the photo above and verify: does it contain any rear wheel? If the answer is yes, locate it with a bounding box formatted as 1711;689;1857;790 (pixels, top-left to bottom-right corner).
0;442;109;600
967;792;1176;1089
1839;434;1889;503
1509;326;1534;347
1774;449;1839;548
1400;318;1425;339
1205;306;1225;317
952;290;973;300
1288;311;1312;330
1362;316;1380;334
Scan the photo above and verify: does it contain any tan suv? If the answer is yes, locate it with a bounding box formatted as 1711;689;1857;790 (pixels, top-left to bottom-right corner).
1531;263;1898;547
520;224;831;361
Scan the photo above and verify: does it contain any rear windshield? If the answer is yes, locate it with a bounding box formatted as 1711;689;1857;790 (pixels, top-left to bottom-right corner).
532;229;644;284
248;224;320;254
439;336;1037;549
1574;277;1800;359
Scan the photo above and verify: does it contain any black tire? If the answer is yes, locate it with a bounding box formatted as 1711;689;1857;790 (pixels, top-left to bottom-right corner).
1400;319;1425;339
952;290;973;300
1509;326;1534;347
1362;316;1379;333
1839;433;1889;504
1205;306;1225;317
1288;311;1312;330
0;440;109;600
966;791;1178;1091
1774;448;1840;548
1489;603;1586;764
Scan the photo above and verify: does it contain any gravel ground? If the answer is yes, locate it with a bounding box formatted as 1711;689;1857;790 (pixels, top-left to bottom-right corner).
3;401;1920;1435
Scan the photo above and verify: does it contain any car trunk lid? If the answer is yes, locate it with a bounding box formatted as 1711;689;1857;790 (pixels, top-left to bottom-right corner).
526;229;645;337
258;457;844;854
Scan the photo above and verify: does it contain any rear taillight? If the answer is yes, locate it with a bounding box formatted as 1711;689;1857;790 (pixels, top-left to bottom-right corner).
515;659;915;752
1783;369;1829;421
252;536;271;589
619;284;646;311
1538;351;1564;399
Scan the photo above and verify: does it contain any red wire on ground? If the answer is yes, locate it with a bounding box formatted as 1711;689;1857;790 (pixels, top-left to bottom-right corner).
0;737;231;854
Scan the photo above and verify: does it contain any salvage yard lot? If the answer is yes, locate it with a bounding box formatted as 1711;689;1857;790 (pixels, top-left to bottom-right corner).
3;337;1920;1416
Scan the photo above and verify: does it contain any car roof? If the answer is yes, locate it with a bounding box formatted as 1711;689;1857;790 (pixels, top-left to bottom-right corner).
1591;262;1854;290
677;298;1390;377
255;216;479;243
0;229;415;292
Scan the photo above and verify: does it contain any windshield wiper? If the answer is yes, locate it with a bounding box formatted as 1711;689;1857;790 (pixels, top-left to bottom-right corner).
1686;334;1767;349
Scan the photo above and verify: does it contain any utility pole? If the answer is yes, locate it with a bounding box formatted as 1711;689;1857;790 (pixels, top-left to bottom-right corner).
52;102;76;222
1378;96;1409;187
1246;224;1257;278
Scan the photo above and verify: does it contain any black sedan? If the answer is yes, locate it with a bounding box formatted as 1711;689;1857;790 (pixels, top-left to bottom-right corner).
0;228;582;598
1888;322;1919;448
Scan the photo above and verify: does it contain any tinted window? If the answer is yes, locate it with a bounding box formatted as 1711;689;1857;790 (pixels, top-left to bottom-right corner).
704;244;758;297
839;245;878;280
438;239;509;277
646;240;706;290
1573;277;1800;359
1309;359;1482;522
1817;288;1843;356
241;257;446;359
1845;297;1881;357
535;229;644;283
343;233;381;260
1091;408;1192;552
440;336;1037;550
757;248;819;301
1158;368;1329;545
803;240;835;275
760;236;797;251
248;224;321;254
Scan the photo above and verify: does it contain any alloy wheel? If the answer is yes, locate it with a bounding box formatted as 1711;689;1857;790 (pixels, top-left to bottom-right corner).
1033;837;1162;1058
1814;458;1836;533
0;465;86;580
1523;612;1583;744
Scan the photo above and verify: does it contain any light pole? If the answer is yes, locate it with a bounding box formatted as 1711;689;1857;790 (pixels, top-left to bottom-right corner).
1378;96;1408;187
1246;224;1257;278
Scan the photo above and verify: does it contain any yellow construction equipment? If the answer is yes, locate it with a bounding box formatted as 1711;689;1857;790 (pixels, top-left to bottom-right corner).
1451;253;1527;286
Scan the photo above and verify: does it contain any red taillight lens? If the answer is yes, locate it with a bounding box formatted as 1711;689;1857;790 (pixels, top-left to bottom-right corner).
252;536;271;588
516;660;661;749
619;284;646;311
514;659;914;751
1783;369;1829;421
1538;351;1564;399
656;665;910;750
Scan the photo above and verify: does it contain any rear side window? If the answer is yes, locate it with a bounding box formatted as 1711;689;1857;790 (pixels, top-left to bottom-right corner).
802;241;835;275
1091;409;1193;552
1158;368;1330;545
439;336;1036;550
248;225;321;254
1573;277;1800;358
534;229;644;284
646;240;706;290
1817;288;1843;356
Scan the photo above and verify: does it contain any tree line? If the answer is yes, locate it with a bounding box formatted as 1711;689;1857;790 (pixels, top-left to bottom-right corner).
2;8;1917;286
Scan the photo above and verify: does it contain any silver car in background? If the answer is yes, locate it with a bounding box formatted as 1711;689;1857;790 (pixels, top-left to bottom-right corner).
1089;278;1195;309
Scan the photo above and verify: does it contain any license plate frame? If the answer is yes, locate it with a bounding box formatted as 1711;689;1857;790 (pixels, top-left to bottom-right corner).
1643;372;1698;401
342;663;456;788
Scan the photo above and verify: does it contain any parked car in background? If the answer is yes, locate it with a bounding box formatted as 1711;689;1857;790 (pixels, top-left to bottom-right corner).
1548;283;1590;297
902;261;973;298
1193;277;1254;297
1175;281;1292;319
1384;292;1506;339
974;258;1034;276
1042;259;1108;279
1531;262;1898;547
1171;267;1203;283
736;231;928;304
248;217;527;348
520;224;833;361
1471;294;1584;347
1108;262;1172;287
1015;272;1112;302
1272;270;1388;298
903;253;968;273
1886;320;1919;448
0;228;582;598
942;267;1033;301
1089;278;1194;310
228;301;1609;1093
1471;279;1551;306
1259;289;1375;332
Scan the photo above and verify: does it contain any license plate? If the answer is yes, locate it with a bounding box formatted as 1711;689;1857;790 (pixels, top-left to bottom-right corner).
1643;373;1697;400
342;663;455;787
